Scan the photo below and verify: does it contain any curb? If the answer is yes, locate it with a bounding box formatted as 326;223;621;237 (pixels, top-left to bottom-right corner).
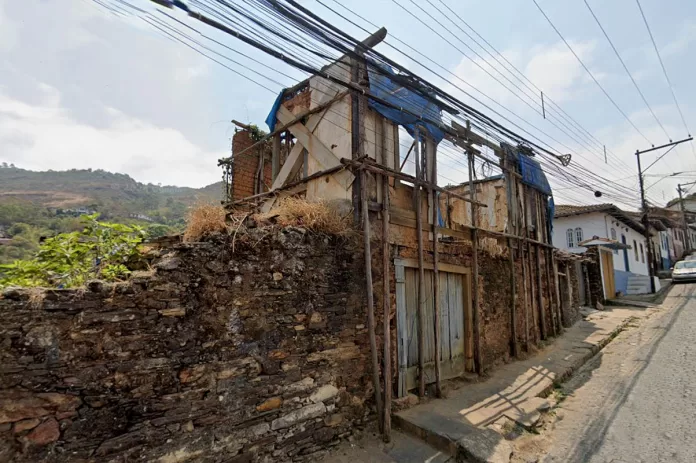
394;314;637;463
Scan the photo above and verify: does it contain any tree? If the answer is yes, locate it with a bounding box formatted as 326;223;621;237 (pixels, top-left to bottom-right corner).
0;214;146;288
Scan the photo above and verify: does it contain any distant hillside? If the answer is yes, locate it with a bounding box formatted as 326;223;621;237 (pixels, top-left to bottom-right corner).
0;165;224;264
0;166;223;222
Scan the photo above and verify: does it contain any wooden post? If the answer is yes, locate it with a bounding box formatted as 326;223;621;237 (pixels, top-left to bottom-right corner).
467;121;483;374
272;133;281;182
429;137;442;398
546;248;557;337
521;238;530;351
536;244;547;340
504;158;518;358
509;238;518;357
381;119;392;442
361;169;383;432
534;193;547;340
552;252;563;333
414;128;426;397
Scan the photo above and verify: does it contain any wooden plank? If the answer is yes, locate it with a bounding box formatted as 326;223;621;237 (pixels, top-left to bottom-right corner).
389;213;472;241
272;134;280;182
439;272;451;362
381;157;392;442
406;268;418;369
509;238;518;357
429;135;442;397
395;258;470;275
467;129;482;375
536;244;547;340
395;262;407;397
277;106;353;189
423;271;435;366
552;252;563;334
521;239;530;351
450;273;465;360
414;127;426;398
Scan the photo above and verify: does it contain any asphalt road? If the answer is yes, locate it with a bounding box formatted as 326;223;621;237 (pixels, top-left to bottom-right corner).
544;283;696;463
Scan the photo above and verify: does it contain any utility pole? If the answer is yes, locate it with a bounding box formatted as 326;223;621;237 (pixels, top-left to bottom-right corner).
678;181;696;251
636;136;693;293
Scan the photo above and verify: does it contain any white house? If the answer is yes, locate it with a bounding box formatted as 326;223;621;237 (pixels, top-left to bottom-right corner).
553;204;651;295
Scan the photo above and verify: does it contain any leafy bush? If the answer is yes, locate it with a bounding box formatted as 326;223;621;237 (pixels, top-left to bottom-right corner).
0;214;146;288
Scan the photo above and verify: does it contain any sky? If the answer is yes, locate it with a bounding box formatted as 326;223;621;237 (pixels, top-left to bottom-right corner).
0;0;695;209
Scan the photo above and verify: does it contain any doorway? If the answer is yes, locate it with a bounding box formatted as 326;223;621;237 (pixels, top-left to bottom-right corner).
395;259;472;397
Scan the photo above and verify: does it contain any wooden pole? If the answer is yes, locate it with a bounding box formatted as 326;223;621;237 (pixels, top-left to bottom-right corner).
504;158;518;358
272;133;281;182
521;238;530;351
414;128;426;398
509;238;518;357
381;119;392;442
552;252;563;333
467;121;482;374
536;244;547;340
361;169;383;432
546;248;557;337
430;137;442;398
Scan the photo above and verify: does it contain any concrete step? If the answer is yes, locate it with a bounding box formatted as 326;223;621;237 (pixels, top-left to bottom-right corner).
393;409;512;463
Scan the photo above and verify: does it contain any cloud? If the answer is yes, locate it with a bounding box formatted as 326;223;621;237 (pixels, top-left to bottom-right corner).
0;83;224;188
662;20;696;57
0;0;18;52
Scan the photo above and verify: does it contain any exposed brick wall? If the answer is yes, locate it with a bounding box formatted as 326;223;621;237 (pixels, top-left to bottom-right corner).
0;228;370;462
231;130;273;201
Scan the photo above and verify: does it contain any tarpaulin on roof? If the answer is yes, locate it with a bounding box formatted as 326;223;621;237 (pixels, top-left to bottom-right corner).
365;59;445;143
265;89;286;132
518;154;552;196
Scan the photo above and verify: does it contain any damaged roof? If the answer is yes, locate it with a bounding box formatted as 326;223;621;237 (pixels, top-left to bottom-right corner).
554;203;645;234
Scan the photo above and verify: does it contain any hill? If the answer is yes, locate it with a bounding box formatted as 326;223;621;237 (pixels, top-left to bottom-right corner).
0;165;224;263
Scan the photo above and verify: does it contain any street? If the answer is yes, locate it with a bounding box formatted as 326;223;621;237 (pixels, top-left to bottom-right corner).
530;283;696;463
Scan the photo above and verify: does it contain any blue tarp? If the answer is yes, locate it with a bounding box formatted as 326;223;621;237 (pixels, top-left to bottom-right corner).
265;89;285;132
365;59;446;143
518;153;552;196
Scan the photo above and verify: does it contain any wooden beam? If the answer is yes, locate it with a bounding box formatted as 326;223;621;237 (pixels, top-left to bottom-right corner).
277;106;353;189
521;238;530;351
546;248;557;337
340;158;488;208
504;157;518;358
361;169;383;434
272;133;281;182
389;213;471;241
536;244;547;340
467;120;483;375
429;136;442;398
381;118;392;443
414;128;426;398
553;253;563;333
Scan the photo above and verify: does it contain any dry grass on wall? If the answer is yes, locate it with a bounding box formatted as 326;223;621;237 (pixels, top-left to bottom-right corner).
254;197;354;236
183;203;228;242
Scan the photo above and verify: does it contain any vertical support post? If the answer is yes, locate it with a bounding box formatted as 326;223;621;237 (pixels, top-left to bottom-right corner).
361;169;383;433
381;119;392;442
429;137;442;398
504;157;518;357
636;151;656;293
678;185;691;251
521;238;530;350
536;244;546;340
552;252;563;332
272;133;281;182
546;248;557;337
509;238;518;357
414;127;426;397
467;121;482;374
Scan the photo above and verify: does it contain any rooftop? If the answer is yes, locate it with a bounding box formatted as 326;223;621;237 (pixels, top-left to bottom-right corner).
554;203;645;234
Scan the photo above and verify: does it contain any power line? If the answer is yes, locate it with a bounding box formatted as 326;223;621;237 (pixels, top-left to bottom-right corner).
635;0;692;140
583;0;670;140
532;0;653;146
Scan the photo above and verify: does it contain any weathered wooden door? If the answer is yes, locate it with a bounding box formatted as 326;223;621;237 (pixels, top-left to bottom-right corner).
600;249;616;299
395;260;470;396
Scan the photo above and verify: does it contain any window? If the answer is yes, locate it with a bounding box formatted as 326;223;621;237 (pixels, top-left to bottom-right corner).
633;240;639;261
566;228;575;248
575;227;583;246
640;243;645;263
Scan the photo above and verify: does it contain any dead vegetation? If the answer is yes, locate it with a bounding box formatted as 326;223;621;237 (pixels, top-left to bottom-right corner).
253;197;354;237
184;198;355;242
183;203;228;242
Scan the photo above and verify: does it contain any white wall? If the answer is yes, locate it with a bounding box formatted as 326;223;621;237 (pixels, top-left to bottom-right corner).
553;212;650;276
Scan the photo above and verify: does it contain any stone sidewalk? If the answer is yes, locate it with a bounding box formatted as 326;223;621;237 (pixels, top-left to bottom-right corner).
323;305;656;463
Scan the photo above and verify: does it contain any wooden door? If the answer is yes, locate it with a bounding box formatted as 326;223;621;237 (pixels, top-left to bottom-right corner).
395;261;470;396
600;249;616;299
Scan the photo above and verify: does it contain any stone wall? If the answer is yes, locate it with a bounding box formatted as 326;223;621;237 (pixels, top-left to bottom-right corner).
0;228;370;462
